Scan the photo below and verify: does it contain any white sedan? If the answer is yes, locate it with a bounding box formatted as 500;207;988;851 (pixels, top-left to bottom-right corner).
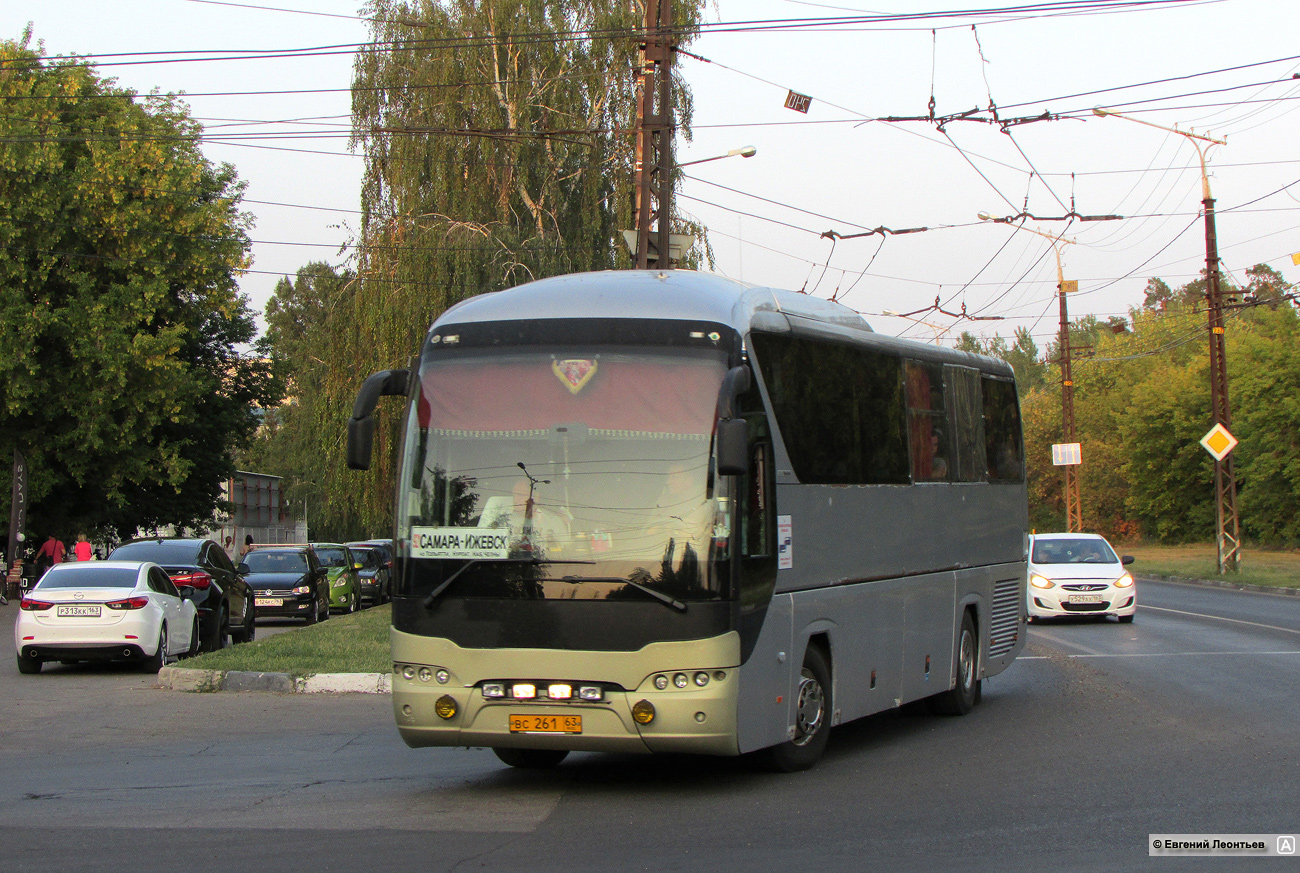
15;561;199;674
1027;533;1137;623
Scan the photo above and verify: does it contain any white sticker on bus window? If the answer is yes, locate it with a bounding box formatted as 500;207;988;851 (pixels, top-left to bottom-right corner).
410;527;510;560
777;515;793;570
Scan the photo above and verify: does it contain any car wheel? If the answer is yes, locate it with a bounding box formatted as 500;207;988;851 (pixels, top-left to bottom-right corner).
186;618;201;657
1118;614;1135;624
16;652;42;674
305;598;319;625
141;626;168;673
762;645;832;772
492;748;569;769
349;589;358;614
233;599;256;643
929;611;981;716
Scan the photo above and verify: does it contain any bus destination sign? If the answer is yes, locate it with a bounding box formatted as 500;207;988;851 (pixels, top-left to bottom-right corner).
411;527;510;560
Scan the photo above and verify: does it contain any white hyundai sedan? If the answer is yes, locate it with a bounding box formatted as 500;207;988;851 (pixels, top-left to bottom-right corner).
15;561;199;674
1027;533;1137;623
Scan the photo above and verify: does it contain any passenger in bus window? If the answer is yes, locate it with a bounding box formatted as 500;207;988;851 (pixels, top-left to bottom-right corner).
930;430;949;479
479;479;570;546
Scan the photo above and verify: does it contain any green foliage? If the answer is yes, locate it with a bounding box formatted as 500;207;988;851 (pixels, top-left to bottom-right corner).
0;35;277;541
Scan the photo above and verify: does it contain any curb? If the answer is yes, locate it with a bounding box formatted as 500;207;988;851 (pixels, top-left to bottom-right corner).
157;666;392;694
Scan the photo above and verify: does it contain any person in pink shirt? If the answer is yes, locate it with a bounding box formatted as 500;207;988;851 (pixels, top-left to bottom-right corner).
74;534;93;562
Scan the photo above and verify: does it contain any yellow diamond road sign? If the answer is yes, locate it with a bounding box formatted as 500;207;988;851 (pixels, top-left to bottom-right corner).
1200;424;1238;461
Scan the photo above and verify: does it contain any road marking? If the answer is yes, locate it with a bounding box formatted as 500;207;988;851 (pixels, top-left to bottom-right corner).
1139;604;1300;636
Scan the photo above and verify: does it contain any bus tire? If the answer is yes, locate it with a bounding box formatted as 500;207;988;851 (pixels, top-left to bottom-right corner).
763;645;832;772
492;748;569;769
929;611;980;716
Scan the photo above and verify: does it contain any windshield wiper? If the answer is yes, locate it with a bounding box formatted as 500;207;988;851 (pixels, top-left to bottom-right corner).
560;576;688;613
422;558;596;609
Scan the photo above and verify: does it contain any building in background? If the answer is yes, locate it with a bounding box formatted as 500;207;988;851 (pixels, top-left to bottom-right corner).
214;471;306;548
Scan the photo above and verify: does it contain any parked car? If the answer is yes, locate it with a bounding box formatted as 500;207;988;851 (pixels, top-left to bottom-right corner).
312;544;362;614
108;538;255;650
349;539;393;573
346;544;390;605
243;546;330;624
15;561;199;674
1027;533;1137;623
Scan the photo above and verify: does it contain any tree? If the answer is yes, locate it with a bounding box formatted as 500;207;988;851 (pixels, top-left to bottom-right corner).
0;34;277;540
256;0;707;538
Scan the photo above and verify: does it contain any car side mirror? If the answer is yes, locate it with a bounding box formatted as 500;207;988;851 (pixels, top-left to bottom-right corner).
237;563;250;575
354;563;363;570
1121;555;1135;565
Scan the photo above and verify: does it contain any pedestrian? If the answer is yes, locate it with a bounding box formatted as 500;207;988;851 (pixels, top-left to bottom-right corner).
224;535;235;557
74;534;93;562
35;535;66;578
240;534;254;559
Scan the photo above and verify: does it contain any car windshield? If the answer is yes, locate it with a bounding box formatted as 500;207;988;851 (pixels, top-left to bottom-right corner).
37;567;139;588
244;551;308;573
317;548;349;568
1032;538;1118;564
110;540;200;563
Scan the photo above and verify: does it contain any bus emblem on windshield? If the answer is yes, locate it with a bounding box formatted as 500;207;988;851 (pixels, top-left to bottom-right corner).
553;359;598;394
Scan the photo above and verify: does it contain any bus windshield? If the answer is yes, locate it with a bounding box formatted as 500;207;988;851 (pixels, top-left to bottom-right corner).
399;346;732;603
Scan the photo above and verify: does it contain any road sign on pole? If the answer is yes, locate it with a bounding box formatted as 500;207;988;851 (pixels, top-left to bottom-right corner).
1051;443;1082;466
1200;423;1238;462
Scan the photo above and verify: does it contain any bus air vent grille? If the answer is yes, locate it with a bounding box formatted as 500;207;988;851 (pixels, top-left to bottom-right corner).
987;578;1020;658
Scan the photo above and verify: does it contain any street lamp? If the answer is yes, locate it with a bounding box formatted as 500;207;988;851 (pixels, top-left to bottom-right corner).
629;146;757;267
979;213;1083;532
676;145;757;169
1092;107;1239;573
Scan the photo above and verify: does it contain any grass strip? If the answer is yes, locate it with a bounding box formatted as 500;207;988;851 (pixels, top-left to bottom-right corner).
182;604;392;678
1123;543;1300;590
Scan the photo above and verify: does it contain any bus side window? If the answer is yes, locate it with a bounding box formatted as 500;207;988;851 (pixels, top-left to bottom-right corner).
982;377;1025;482
944;365;986;482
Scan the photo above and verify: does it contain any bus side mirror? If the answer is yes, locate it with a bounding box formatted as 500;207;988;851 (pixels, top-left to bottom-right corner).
347;369;410;470
716;418;749;476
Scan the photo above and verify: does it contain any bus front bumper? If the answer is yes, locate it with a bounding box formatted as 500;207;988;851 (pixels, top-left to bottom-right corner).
391;629;742;757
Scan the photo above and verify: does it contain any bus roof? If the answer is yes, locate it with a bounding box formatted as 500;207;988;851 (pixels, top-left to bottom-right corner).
431;270;1011;378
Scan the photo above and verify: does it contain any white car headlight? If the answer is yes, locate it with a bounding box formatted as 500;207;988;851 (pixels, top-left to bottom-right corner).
1029;573;1056;590
1114;573;1135;588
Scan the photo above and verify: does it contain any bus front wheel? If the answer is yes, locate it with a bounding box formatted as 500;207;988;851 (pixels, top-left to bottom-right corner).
929;610;981;716
763;645;832;772
492;748;570;769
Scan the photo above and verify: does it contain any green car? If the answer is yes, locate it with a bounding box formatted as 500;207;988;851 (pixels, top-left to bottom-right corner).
313;544;363;614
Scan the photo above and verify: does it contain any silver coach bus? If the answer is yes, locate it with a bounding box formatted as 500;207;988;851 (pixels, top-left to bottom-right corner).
347;270;1028;771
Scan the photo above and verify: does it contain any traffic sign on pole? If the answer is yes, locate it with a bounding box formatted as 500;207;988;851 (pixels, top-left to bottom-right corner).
1200;424;1238;462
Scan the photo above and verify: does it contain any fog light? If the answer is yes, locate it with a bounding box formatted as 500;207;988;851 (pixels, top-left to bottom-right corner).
673;673;688;688
434;695;458;719
418;667;432;682
512;683;537;699
654;675;668;690
578;685;603;701
547;683;573;700
694;671;709;687
436;669;450;684
482;683;505;698
401;665;415;680
632;699;656;724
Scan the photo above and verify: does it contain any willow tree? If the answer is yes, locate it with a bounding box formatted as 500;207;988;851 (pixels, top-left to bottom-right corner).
294;0;706;536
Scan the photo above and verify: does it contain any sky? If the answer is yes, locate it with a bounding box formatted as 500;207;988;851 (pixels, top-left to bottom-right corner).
5;0;1299;350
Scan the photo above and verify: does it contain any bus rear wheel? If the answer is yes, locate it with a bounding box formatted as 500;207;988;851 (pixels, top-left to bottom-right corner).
763;645;832;772
492;748;570;769
929;611;980;716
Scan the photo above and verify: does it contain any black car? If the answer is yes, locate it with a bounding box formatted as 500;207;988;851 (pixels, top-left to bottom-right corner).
243;546;329;624
108;538;255;651
346;544;390;606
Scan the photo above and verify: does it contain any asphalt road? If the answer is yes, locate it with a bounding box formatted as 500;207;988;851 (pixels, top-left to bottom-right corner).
1;579;1297;873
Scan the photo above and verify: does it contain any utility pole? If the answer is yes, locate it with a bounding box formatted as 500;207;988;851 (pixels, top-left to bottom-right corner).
1093;108;1238;572
633;0;674;269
